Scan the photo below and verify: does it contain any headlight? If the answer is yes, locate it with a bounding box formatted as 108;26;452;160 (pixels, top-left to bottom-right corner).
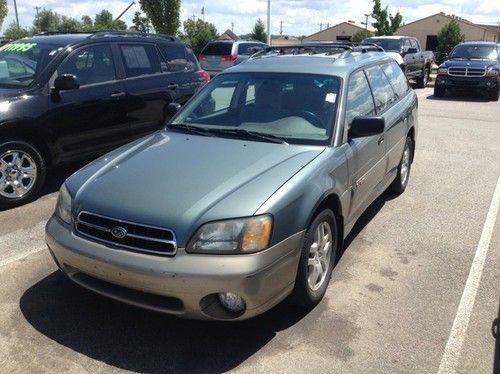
55;184;72;224
187;215;272;254
437;67;448;76
485;69;499;77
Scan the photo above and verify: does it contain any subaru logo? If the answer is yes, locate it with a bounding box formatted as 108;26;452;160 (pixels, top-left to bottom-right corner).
111;226;127;239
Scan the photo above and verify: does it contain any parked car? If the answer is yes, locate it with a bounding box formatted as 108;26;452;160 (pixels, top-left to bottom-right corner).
0;32;210;209
46;48;418;321
198;40;268;76
363;36;434;88
434;41;499;101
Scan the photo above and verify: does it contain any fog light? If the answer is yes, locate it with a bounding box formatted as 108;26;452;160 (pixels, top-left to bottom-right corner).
218;292;246;312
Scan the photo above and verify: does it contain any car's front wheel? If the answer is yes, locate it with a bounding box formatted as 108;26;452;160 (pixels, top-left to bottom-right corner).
388;136;413;195
292;209;338;308
489;87;499;101
0;140;46;209
416;67;430;88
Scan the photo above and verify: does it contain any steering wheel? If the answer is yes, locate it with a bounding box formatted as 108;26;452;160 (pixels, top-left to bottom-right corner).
290;110;325;129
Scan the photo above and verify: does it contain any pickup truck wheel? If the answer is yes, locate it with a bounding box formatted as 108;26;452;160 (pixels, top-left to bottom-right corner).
0;141;46;209
291;209;337;308
489;87;499;101
434;85;445;98
388;136;413;195
416;67;430;88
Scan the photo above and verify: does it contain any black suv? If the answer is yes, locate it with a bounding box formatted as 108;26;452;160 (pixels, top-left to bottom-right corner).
0;32;210;209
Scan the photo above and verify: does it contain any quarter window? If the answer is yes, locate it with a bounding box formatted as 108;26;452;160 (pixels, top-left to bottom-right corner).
57;44;115;86
381;61;409;98
159;44;188;72
365;65;398;113
345;70;376;127
119;44;162;78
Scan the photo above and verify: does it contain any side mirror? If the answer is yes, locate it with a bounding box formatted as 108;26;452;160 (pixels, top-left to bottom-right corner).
167;102;181;117
349;116;385;138
53;74;79;92
407;47;418;54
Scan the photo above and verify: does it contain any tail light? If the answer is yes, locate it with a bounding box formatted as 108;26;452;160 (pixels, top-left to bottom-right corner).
198;53;207;61
196;69;210;81
222;54;238;61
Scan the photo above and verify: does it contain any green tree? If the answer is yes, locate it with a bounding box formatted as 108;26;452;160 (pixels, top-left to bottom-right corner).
139;0;181;35
352;29;374;43
4;22;31;40
251;19;267;43
132;11;151;34
0;0;7;31
33;9;61;33
94;10;127;31
58;16;82;33
372;0;402;36
81;15;94;32
436;20;465;64
181;18;217;55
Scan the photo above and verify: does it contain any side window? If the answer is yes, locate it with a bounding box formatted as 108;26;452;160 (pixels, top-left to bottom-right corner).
57;44;115;86
365;65;398;113
403;39;412;51
409;39;418;50
119;44;162;78
345;70;376;127
237;43;251;55
159;44;188;72
185;46;199;71
381;61;409;98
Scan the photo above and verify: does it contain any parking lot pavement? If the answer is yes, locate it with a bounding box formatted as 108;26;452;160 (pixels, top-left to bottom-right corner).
0;87;499;373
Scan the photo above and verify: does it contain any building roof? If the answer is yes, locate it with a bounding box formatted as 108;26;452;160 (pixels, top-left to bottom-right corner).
218;29;239;41
305;21;376;40
398;12;496;34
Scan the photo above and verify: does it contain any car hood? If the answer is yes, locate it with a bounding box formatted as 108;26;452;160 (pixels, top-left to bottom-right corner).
385;52;404;65
442;59;499;69
0;86;31;100
68;131;325;246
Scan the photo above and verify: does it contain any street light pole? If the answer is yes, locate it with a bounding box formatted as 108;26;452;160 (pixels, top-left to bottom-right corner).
13;0;20;27
267;0;271;45
364;13;371;30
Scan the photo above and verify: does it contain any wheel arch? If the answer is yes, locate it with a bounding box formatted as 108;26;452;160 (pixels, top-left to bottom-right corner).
307;192;345;251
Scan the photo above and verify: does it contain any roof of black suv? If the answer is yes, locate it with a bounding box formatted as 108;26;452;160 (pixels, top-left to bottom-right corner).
457;41;498;46
18;32;181;46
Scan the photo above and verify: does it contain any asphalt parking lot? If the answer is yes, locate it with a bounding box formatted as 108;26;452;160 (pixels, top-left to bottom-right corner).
0;87;499;373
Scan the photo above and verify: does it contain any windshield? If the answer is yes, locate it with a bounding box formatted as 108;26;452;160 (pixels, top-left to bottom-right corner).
364;38;402;52
171;72;340;145
450;45;498;60
0;41;63;87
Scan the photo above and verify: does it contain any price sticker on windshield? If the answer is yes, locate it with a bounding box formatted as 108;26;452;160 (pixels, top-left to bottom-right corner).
3;43;37;52
325;93;337;103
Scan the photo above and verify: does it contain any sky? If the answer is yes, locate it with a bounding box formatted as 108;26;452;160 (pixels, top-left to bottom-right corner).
2;0;500;36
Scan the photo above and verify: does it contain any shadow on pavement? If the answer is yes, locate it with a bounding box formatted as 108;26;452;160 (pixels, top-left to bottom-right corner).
493;302;499;374
426;91;491;103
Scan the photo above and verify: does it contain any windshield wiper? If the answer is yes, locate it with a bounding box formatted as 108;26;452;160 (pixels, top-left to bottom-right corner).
167;123;215;137
208;128;288;145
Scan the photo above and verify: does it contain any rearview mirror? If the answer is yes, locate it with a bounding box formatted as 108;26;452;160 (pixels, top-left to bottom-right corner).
349;117;385;138
54;74;79;92
167;102;182;117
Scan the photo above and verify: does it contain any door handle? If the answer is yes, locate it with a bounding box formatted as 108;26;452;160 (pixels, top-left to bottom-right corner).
378;136;384;145
167;84;178;90
111;91;126;98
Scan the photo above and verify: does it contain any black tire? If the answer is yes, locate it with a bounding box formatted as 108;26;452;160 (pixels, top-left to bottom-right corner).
434;85;445;98
0;140;46;210
388;136;413;195
489;87;499;101
291;209;338;308
416;67;430;88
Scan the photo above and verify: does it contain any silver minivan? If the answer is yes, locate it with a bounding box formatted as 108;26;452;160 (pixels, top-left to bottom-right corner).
199;40;268;76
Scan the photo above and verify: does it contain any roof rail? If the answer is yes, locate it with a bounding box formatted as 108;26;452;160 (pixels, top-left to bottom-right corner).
34;31;91;36
88;31;178;42
254;42;385;58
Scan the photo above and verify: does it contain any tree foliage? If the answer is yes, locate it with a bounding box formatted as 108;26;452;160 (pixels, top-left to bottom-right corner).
436;20;465;64
4;22;30;40
352;29;374;43
251;19;267;43
132;11;151;34
139;0;181;35
0;0;7;31
181;18;217;55
93;10;127;31
33;9;61;33
372;0;402;36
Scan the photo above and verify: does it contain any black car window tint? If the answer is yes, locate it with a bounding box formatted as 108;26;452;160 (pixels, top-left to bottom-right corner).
381;61;409;98
57;44;115;86
159;44;188;72
238;44;251;55
202;42;232;55
120;44;162;78
365;65;398;113
184;45;199;70
345;70;376;127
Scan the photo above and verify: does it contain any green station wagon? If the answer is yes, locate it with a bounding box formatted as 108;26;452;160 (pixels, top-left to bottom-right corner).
46;46;418;320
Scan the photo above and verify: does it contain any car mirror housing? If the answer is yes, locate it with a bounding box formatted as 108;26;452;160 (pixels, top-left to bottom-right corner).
349;116;385;138
167;102;182;117
54;74;80;92
407;47;418;54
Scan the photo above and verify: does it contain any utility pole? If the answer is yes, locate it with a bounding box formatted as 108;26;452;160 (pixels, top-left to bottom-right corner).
34;6;41;18
13;0;19;27
115;1;135;22
364;13;371;29
326;22;330;29
266;0;271;45
231;22;234;32
318;22;323;31
280;20;283;36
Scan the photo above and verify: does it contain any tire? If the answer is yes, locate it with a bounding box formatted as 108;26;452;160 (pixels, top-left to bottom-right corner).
388;136;413;195
291;209;338;308
489;87;499;101
416;67;430;88
0;140;46;209
434;85;445;98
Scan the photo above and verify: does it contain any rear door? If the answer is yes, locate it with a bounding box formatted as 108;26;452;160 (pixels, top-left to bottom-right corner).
199;42;233;74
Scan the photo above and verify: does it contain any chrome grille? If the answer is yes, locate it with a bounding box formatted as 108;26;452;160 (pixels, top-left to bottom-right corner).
448;67;485;77
76;211;177;256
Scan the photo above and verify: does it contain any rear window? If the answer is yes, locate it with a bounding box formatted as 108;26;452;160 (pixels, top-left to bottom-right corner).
202;42;232;56
119;44;163;78
159;43;187;72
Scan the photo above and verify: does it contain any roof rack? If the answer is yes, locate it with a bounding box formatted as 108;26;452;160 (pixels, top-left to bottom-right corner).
34;31;91;36
253;42;384;58
88;31;178;41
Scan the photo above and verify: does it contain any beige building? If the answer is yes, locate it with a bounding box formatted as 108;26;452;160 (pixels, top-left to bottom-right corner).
303;21;375;42
396;12;500;51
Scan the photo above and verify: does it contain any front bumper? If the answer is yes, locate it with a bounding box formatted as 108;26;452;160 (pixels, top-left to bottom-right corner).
436;75;499;89
45;217;303;320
